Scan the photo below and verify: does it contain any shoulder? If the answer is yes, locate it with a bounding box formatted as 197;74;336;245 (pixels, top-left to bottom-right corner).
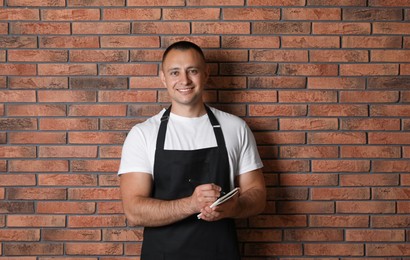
126;109;165;140
209;106;247;129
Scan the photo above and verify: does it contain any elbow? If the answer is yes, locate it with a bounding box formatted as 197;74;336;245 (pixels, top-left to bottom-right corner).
124;212;144;227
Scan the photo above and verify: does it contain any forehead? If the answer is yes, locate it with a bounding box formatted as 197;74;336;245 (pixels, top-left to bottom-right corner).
162;49;205;68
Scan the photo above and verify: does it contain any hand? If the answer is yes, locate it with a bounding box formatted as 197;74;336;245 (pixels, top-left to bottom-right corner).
189;183;221;213
198;192;240;222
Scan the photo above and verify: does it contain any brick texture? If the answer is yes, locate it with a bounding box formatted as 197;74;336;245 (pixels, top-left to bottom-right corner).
0;1;409;259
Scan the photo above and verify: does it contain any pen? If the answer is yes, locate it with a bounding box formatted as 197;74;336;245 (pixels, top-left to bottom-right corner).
188;179;226;196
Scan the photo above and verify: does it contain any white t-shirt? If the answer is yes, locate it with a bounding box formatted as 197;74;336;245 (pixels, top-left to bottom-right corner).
118;107;263;185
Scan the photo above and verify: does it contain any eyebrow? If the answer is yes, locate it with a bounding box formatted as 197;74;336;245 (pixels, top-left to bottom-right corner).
166;66;199;72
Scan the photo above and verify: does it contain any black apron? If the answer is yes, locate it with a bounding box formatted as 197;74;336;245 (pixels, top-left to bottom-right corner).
141;106;240;260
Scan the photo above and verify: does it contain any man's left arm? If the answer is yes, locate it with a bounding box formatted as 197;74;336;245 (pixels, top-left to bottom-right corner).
199;168;266;221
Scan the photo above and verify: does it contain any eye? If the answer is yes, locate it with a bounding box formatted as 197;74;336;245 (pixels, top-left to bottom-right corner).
170;71;179;76
188;69;198;75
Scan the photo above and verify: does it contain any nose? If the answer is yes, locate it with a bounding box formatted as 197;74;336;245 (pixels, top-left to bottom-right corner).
179;71;192;85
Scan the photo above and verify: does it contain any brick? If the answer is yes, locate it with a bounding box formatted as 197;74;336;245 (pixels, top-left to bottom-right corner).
70;50;128;62
163;8;220;20
98;201;123;213
128;104;165;117
337;201;395;213
371;105;410;116
0;77;5;88
8;104;66;116
103;229;143;241
372;50;410;63
279;173;338;186
129;0;184;5
11;22;70;34
369;0;410;6
163;36;220;48
341;173;399;186
251;50;308;62
249;77;306;89
38;90;96;102
71;78;127;90
7;215;65;227
310;50;368;62
68;104;127;116
40;36;99;48
9;77;68;89
100;146;122;158
341;64;398;76
372;77;410;90
342;118;400;131
254;22;310;34
68;0;125;6
130;50;164;62
346;230;405;242
40;118;98;131
71;160;119;173
367;244;410;257
72;22;130;34
9;132;66;144
220;63;277;76
98;90;156;102
267;187;308;200
343;36;402;48
277;201;334;214
249;104;306;116
308;0;367;6
65;243;123;255
263;159;309;172
283;36;340;48
372;215;410;228
205;50;248;62
254;132;305;145
69;132;126;144
342;146;401;159
341;91;399;103
8;0;65;6
192;22;250;34
207;76;247;89
374;22;410;34
403;64;410;75
42;9;100;21
244;118;278;131
68;215;125;228
0;8;39;20
312;187;370;200
38;173;97;186
0;90;36;102
280;90;337;103
222;36;279;48
37;202;95;214
305;244;363;256
9;160;68;172
0;229;39;241
104;8;160;20
373;187;410;200
0;118;37;130
224;8;279;20
284;229;343;241
132;21;190;34
7;187;66;200
398;201;410;213
39;146;97;158
43;229;101;241
313;22;370;34
310;215;369;227
374;160;410;173
279;64;338;76
0;22;7;34
0;174;35;186
219;90;277;103
309;104;367;116
308;77;365;89
284;8;341;20
101;36;159;48
100;64;157;76
244;243;302;256
312;160;370;172
3;243;63;256
344;8;402;20
281;146;338;158
0;201;34;213
0;146;36;158
38;64;97;76
248;0;305;6
0;64;36;76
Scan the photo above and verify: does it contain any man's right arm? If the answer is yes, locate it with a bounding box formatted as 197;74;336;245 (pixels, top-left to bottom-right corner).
120;172;221;227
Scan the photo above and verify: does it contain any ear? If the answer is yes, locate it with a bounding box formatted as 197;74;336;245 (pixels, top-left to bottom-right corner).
159;69;167;87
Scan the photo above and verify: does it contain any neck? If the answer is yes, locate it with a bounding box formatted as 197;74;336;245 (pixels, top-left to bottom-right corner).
170;103;206;118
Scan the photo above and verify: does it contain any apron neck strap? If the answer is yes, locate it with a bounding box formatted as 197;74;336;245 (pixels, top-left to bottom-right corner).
156;105;227;150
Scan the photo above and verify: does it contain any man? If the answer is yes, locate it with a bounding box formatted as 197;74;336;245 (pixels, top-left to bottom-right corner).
119;41;266;260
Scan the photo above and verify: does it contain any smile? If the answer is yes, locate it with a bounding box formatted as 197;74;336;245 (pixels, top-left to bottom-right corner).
177;87;194;93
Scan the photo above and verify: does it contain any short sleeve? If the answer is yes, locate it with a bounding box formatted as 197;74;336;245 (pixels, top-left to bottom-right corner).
237;123;264;175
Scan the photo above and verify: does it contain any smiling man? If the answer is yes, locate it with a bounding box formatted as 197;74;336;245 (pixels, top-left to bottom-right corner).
118;41;266;260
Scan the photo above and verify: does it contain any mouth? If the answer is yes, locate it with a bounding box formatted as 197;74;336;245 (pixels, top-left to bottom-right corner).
176;87;194;93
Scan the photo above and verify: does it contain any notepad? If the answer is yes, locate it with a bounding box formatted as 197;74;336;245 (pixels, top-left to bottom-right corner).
197;187;240;219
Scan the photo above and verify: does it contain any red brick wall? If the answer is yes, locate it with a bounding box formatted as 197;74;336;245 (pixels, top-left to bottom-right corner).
1;0;410;258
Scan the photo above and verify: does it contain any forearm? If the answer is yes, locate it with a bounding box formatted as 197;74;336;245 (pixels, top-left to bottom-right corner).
125;196;195;227
234;186;266;219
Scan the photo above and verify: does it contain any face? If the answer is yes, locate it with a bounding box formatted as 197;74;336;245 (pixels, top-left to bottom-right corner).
160;48;209;111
